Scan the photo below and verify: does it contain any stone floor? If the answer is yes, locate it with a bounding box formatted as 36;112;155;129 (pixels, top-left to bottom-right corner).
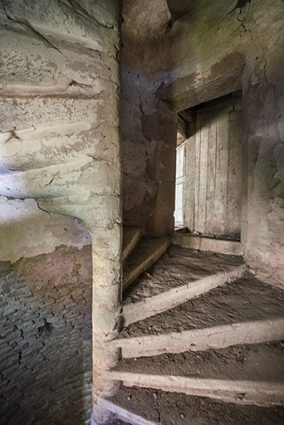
0;245;93;425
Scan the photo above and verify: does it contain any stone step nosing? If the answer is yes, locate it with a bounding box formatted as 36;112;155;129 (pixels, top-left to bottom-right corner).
103;373;284;407
123;238;171;289
122;227;142;261
110;317;284;358
123;263;247;326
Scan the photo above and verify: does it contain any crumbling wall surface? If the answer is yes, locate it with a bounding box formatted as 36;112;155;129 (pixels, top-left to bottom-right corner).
241;11;284;287
0;197;91;262
0;0;122;423
122;0;284;285
121;0;176;237
0;245;93;425
121;69;176;236
0;0;121;259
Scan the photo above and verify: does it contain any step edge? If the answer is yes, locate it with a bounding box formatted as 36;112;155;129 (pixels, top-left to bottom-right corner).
123;238;171;289
122;227;142;262
110;317;284;358
103;374;284;407
123;264;247;326
172;233;243;256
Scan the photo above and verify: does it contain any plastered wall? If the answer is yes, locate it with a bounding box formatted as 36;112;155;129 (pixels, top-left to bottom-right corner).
0;1;121;423
0;0;121;261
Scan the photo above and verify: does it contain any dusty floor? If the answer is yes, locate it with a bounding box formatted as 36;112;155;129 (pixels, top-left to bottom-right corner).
114;341;284;383
121;271;284;338
109;386;284;425
123;246;244;303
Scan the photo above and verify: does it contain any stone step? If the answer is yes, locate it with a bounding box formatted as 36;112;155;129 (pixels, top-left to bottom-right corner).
118;270;284;357
123;245;246;326
106;373;284;407
107;386;284;425
110;317;284;358
122;226;142;261
123;237;171;290
107;341;284;407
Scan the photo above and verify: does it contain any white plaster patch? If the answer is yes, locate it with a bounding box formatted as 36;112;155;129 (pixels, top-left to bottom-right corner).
0;196;91;262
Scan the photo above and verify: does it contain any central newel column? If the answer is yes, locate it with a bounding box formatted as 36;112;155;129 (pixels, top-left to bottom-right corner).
89;211;123;424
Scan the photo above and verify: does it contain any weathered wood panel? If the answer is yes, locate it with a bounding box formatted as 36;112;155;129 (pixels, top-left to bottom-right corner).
181;96;242;239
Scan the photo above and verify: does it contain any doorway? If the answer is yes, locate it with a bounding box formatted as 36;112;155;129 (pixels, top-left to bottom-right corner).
174;91;242;241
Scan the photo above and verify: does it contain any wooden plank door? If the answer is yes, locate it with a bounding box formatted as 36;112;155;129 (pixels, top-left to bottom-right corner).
184;96;242;239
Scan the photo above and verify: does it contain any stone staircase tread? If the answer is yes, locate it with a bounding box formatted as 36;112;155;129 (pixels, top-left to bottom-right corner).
110;318;284;358
124;245;245;305
120;272;284;339
107;386;284;425
123;226;142;261
107;372;284;407
123;237;171;289
123;263;246;326
112;341;284;383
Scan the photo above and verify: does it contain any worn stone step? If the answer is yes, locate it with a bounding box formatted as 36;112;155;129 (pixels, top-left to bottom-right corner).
108;341;284;407
110;317;284;358
108;385;284;425
112;341;284;383
106;372;284;407
123;226;142;261
118;271;284;356
123;245;246;326
123;237;171;289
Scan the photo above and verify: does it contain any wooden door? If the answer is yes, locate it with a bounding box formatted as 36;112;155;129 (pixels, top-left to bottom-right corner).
184;96;242;239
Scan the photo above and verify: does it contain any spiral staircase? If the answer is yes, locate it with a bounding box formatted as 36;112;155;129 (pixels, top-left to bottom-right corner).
93;227;284;425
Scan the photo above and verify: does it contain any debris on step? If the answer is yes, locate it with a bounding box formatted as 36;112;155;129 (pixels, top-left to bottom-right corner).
110;317;284;358
107;386;284;425
123;237;171;289
95;396;157;425
109;342;284;406
123;245;246;325
120;271;284;340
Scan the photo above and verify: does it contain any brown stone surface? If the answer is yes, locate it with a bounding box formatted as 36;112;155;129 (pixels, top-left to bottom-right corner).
113;342;284;383
109;386;284;425
124;245;244;304
121;271;284;338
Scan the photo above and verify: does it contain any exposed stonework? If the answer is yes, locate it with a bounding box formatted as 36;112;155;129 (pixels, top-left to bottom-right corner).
0;245;93;425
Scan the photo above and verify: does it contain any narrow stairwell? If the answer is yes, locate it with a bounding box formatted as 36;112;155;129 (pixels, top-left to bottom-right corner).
102;237;284;424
